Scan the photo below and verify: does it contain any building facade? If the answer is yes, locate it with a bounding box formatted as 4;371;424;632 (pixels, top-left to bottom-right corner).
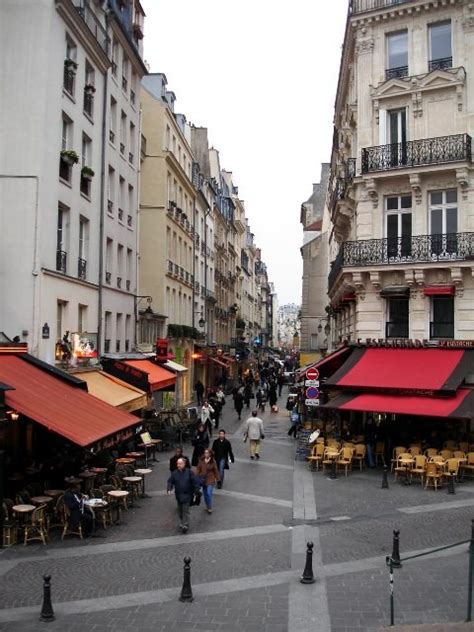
328;0;474;347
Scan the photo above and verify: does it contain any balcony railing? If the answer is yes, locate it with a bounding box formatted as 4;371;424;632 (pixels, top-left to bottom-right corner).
386;322;409;338
109;130;115;144
118;208;124;222
105;271;111;284
72;0;109;56
83;91;94;117
430;322;454;339
127;215;132;227
63;67;75;95
117;276;122;289
385;65;408;81
328;232;474;290
107;200;114;214
56;250;67;274
78;257;87;280
429;57;452;72
350;0;411;14
361;133;472;174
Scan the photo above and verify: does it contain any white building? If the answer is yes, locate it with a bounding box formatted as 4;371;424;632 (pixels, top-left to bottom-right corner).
0;0;146;364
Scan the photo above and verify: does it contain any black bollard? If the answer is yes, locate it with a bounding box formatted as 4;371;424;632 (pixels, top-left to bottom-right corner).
391;530;402;568
39;574;55;622
447;473;456;495
300;541;316;584
381;466;389;489
329;459;338;480
179;556;194;602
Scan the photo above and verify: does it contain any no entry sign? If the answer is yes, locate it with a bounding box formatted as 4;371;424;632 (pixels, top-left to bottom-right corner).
306;367;319;381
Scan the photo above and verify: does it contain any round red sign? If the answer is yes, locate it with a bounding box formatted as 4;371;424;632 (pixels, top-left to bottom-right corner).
306;367;319;380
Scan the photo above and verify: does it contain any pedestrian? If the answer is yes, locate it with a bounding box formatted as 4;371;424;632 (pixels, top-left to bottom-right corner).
234;390;244;420
167;457;201;533
216;386;226;406
268;382;278;408
191;422;210;466
64;480;94;537
287;407;300;438
256;386;266;412
196;448;220;513
243;383;253;409
200;400;214;436
195;380;205;406
169;446;191;472
365;419;377;468
277;371;285;397
209;394;222;430
244;410;265;460
212;429;235;488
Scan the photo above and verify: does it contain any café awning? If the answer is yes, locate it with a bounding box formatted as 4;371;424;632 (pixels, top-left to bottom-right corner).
321;388;474;420
122;359;176;391
326;347;474;395
164;360;188;373
0;355;141;447
71;369;147;412
297;345;352;382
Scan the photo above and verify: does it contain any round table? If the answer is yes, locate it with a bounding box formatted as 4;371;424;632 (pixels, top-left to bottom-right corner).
122;477;142;506
134;468;152;497
107;490;129;524
85;498;108;508
79;472;97;479
13;504;35;514
115;458;135;465
398;458;414;485
64;477;82;485
30;496;53;506
44;489;64;499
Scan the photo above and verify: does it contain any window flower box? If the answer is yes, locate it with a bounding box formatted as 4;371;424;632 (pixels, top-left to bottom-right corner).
81;165;95;181
60;150;79;166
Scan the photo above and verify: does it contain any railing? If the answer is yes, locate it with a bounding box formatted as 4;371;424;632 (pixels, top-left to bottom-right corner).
386;322;409;338
350;0;412;14
107;200;114;214
429;57;452;72
105;271;111;284
430;322;454;339
109;130;115;144
72;0;109;56
328;231;474;290
63;67;75;95
167;260;173;274
361;133;472;173
120;143;125;155
130;90;136;106
385;66;408;81
78;257;87;280
126;279;131;291
118;208;124;222
127;214;132;227
83;91;93;117
129;152;134;164
122;76;128;92
117;276;122;289
56;250;67;274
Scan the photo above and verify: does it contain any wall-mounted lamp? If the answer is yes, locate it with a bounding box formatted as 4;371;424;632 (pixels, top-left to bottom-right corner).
41;323;50;339
7;410;19;421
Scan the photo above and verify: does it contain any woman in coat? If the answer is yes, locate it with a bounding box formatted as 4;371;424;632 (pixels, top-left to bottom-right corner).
233;390;244;420
191;423;210;467
196;448;220;513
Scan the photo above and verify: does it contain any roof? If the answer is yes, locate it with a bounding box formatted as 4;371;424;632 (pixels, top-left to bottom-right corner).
322;388;474;420
71;370;147;412
326;347;474;395
122;360;176;391
0;355;140;447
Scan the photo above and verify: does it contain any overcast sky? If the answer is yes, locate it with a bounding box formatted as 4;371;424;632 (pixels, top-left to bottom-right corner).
141;1;348;305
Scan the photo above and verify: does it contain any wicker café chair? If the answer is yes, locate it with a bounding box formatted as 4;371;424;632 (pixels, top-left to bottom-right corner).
411;455;427;485
424;448;438;458
352;444;366;471
336;447;354;477
425;462;443;490
375;442;386;466
23;504;48;546
391;447;407;472
439;449;453;460
307;443;324;471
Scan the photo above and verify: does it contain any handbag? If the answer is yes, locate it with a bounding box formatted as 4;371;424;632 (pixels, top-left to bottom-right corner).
190;489;202;507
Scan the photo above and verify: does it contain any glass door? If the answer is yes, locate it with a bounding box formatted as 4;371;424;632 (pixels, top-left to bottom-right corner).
430;190;458;257
386;195;412;260
387;109;407;167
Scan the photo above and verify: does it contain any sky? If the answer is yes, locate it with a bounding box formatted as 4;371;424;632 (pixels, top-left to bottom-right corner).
141;1;348;305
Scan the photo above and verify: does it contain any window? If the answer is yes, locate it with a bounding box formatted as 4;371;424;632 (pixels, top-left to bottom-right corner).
56;205;68;273
386;298;409;338
122;56;128;93
64;37;77;95
59;115;73;181
120;111;126;155
104;311;112;353
386;30;408;79
310;334;318;350
107;167;115;214
130;70;137;106
80;134;92;196
129;122;135;164
83;62;94;117
128;184;134;227
166;125;171;150
109;97;117;144
57;300;67;342
111;39;118;77
119;177;125;221
386;195;412;259
117;244;124;288
126;248;132;290
78;304;87;332
116;313;123;352
78;217;88;279
105;238;113;284
429;21;452;71
430;297;454;339
386;108;407;167
430;190;458;256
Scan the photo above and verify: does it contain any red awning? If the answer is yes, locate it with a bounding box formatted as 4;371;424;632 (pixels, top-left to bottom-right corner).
424;286;455;296
0;355;140;447
122;360;176;391
297;346;353;382
209;356;228;368
322;388;474;420
326;347;474;395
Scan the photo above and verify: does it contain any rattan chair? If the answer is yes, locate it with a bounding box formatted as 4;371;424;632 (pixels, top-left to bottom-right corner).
336;447;354;477
60;502;83;541
375;442;385;466
394;454;414;482
425;462;443;490
352;444;366;471
439;449;453;460
307;443;324;471
411;455;427;485
23;504;48;546
391;447;407;472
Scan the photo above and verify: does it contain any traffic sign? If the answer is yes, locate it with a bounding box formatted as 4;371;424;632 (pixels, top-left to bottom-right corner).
305;386;319;399
305;379;319;387
305;399;320;407
306;367;319;380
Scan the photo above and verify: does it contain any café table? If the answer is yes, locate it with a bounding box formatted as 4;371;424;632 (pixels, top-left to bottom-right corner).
138;440;162;466
115;458;135;465
134;468;152;497
64;477;82;485
106;490;129;525
122;476;142;507
12;504;36;538
89;467;108;485
44;489;64;499
398;457;414;485
30;496;53;506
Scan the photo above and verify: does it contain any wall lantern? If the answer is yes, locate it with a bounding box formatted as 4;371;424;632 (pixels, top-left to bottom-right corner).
42;323;50;339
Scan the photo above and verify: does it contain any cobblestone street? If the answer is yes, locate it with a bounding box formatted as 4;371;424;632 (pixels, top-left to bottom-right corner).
1;390;474;631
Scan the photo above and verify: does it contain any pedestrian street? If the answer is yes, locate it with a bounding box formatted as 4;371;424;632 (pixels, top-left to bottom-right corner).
0;391;473;631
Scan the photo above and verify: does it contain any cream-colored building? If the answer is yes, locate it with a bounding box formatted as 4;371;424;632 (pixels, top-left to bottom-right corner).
328;0;474;346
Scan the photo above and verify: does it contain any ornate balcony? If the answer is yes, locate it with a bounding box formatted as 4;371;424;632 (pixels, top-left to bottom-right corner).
328;231;474;291
78;257;87;280
385;66;408;81
361;134;472;174
350;0;411;14
56;250;67;274
429;57;452;72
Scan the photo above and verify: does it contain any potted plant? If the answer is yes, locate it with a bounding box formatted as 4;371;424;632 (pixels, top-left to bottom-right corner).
81;165;95;180
84;83;96;93
60;149;79;166
64;58;78;71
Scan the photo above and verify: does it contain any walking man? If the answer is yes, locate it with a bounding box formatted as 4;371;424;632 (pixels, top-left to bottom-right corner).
244;410;265;460
212;429;235;488
167;457;201;533
195;380;205;406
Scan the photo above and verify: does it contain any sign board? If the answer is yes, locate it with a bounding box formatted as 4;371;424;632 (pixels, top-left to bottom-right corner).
156;338;169;360
305;379;319;387
305;399;320;407
306;367;319;380
305;386;319;399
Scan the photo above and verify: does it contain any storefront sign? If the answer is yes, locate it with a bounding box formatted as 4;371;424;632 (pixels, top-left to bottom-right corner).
438;340;474;349
356;338;430;348
305;399;320;407
156;338;168;360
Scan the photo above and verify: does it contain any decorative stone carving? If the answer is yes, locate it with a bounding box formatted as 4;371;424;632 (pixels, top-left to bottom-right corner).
409;174;422;205
456;168;470;200
450;267;463;289
404;270;416;288
365;178;378;209
369;271;381;291
356;37;374;55
414;269;425;287
462;3;474;32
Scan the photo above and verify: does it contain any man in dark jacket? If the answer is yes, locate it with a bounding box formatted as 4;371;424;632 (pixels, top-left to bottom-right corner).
169;446;191;472
64;481;94;537
167;458;201;533
195;380;205;406
212;429;235;489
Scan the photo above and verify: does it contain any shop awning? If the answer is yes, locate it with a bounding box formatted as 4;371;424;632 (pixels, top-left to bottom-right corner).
164;360;188;373
209;356;228;368
326;347;474;395
0;355;141;447
71;369;147;412
321;388;474;420
424;285;455;296
297;345;353;382
122;360;176;391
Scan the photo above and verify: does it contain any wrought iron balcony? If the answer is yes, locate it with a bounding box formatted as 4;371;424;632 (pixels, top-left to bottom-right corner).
430;322;454;339
105;271;111;284
328;231;474;291
385;66;408;81
56;250;67;274
429;57;452;72
63;67;75;95
78;257;87;280
350;0;411;14
83;91;93;117
361;133;472;174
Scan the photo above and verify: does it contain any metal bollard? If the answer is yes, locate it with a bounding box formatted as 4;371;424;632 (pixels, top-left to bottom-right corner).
447;473;456;495
179;556;194;602
381;466;389;489
329;459;338;480
300;541;316;584
39;574;55;622
391;530;402;568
